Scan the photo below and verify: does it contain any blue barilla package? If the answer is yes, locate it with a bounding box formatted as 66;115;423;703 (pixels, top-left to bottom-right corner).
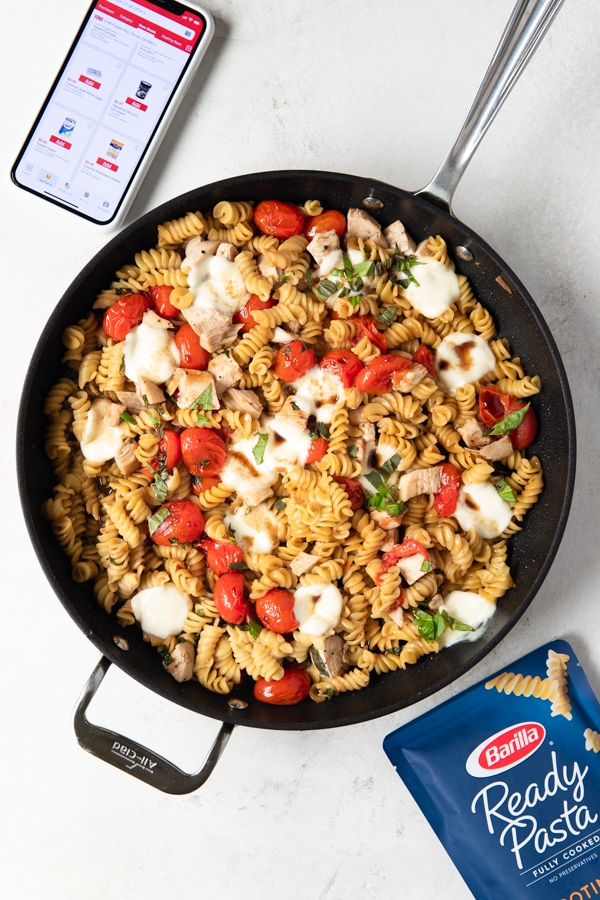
383;640;600;900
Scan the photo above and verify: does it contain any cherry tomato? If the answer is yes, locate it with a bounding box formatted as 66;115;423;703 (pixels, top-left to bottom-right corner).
180;427;228;477
352;315;387;354
479;385;538;450
149;499;204;546
174;323;211;370
433;463;462;517
255;588;299;634
412;343;437;377
103;293;152;341
148;285;178;319
378;538;430;582
141;429;181;477
254;668;311;705
213;571;252;625
273;340;315;382
303;209;346;239
233;294;276;333
305;435;328;464
197;538;244;575
319;349;364;388
334;476;365;510
354;354;411;394
253;200;305;239
191;475;221;496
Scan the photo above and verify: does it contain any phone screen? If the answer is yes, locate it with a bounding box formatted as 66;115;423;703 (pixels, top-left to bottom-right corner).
11;0;211;225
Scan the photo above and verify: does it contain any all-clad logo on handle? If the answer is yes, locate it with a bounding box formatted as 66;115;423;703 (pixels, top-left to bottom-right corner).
466;722;545;777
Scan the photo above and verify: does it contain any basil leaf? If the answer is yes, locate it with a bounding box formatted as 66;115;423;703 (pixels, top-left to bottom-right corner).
420;559;431;573
314;279;338;301
252;433;269;465
247;617;262;640
352;259;375;278
310;647;330;677
363;471;385;493
189;384;213;411
348;293;362;308
495;477;516;503
147;507;170;535
196;413;209;425
413;608;446;642
347;444;358;459
228;561;248;571
120;411;136;425
485;403;530;436
379;453;401;479
441;609;475;633
273;498;286;511
376;306;398;327
151;471;169;503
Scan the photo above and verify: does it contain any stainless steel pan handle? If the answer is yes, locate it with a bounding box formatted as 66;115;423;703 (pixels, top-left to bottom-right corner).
73;657;234;794
417;0;567;212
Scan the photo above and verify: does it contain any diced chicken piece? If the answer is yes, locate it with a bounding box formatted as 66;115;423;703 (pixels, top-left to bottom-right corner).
115;392;153;413
114;439;139;476
136;375;165;406
397;466;443;503
257;254;280;280
289;552;322;577
306;229;341;266
142;309;172;330
221;388;263;419
321;635;348;677
380;528;400;553
358;421;376;442
472;435;514;461
183;237;221;269
428;593;444;611
216;242;238;261
457;417;490;450
392;362;428;393
346;208;388;248
164;640;195;683
387;606;405;627
383;219;417;255
369;508;404;531
103;402;127;428
182;306;238;353
170;368;220;410
207;353;243;395
348;408;369;425
273;396;309;432
397;553;430;586
352;437;367;463
271;327;295;343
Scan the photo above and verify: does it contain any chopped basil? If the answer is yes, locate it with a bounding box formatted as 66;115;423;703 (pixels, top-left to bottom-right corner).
363;467;405;518
413;607;475;643
157;645;173;666
274;498;287;511
228;561;248;571
196;413;209;425
120;411;136;425
252;433;269;465
379;453;401;479
310;647;330;677
151;470;169;503
142;393;149;407
495;477;516;502
485;403;530;436
420;559;432;573
314;278;338;301
290;400;300;410
147;506;170;535
376;305;398;327
347;444;358;459
148;412;161;429
310;421;330;440
247;617;262;640
189;384;213;411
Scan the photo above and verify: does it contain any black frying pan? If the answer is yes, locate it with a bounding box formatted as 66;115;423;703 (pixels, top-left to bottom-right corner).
16;0;576;792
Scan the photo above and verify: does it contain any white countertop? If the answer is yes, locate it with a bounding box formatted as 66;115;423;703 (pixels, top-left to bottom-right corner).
2;1;599;897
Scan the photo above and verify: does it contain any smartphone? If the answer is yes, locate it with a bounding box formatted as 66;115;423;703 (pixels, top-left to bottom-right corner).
11;0;214;228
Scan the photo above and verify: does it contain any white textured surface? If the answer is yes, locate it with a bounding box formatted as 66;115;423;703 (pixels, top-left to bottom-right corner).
2;2;600;898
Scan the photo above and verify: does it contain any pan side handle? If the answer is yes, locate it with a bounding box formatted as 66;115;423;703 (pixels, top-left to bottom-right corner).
417;0;566;212
73;657;234;795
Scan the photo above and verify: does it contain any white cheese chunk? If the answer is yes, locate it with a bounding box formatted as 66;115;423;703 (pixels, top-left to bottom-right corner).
224;502;280;554
403;246;460;319
293;583;343;636
437;590;496;648
130;584;192;640
123;314;180;385
435;332;496;394
220;434;279;505
187;254;250;317
454;481;513;539
80;398;127;463
292;366;345;425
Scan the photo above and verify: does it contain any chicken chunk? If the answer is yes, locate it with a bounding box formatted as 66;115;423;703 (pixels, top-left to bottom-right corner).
472;435;514;461
397;466;443;503
182;237;221;269
136;375;166;406
457;417;490;449
457;416;513;460
103;402;127;428
289;552;322;577
383;219;417;256
306;229;341;267
164;640;195;683
216;242;238;261
346;208;388;248
170;368;220;410
114;439;139;476
392;362;428;393
369;508;404;531
221;388;263;419
396;553;430;585
182;306;240;353
207;353;243;395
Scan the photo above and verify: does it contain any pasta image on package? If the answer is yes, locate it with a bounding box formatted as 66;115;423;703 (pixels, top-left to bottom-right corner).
383;640;600;900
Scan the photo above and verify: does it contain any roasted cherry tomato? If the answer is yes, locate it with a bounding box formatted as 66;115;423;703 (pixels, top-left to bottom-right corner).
253;200;305;239
305;435;328;464
352;315;387;354
334;476;365;510
255;588;299;634
233;293;276;333
191;475;221;496
180;427;228;477
103;293;152;341
149;499;204;546
197;537;244;575
354;354;411;394
303;209;346;239
378;538;430;582
412;343;437;377
148;284;178;319
273;340;315;382
433;463;462;517
213;571;251;625
319;349;364;388
141;429;181;477
479;385;538;450
174;323;211;370
254;668;311;705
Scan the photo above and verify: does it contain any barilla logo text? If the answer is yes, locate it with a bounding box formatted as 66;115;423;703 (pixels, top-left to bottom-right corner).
466;722;546;777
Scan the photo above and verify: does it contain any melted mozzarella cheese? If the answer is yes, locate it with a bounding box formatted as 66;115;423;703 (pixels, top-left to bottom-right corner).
292;366;345;425
435;331;496;394
224;502;280;554
264;411;312;471
454;482;513;539
124;316;180;385
358;437;399;493
317;247;344;278
187;255;249;316
80;398;127;463
403;248;460;319
220;434;280;505
437;590;496;648
293;583;344;636
130;584;192;639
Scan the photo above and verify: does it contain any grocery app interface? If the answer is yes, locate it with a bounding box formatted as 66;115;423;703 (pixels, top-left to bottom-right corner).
13;0;205;222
